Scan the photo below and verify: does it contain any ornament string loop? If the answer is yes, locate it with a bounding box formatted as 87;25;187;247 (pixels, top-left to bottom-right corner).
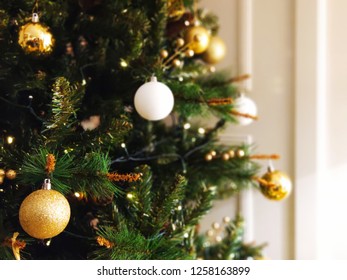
150;75;157;82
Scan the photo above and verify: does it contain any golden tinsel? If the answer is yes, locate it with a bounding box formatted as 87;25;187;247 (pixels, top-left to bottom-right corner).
3;232;26;260
207;97;233;106
45;153;56;174
106;172;142;182
230;110;258;120
96;236;114;249
250;154;280;160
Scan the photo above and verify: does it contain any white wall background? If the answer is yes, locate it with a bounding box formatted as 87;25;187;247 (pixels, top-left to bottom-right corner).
295;0;347;259
199;0;295;259
200;0;347;260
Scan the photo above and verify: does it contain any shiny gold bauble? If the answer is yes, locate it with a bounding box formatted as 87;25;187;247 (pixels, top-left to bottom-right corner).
160;49;169;58
19;189;70;239
0;169;5;177
228;150;235;158
259;169;292;201
5;169;16;180
202;36;227;64
205;153;213;161
222;153;230;161
236;149;245;158
184;26;210;54
176;38;185;47
185;49;194;57
18;22;54;55
172;59;182;67
73;191;86;201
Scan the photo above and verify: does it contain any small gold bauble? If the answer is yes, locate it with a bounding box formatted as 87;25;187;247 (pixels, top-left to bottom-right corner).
202;36;227;64
184;26;210;54
215;235;222;242
205;153;213;161
73;191;85;201
223;216;231;223
19;189;70;239
210;150;217;157
185;49;194;57
0;169;5;177
209;66;216;73
222;153;230;161
236;149;245;158
212;222;220;230
259;169;292;201
176;38;185;47
160;49;169;58
18;21;54;55
5;169;16;180
228;150;235;158
172;59;182;67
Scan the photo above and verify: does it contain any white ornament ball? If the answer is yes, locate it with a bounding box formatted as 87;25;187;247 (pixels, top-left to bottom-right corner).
233;95;257;126
134;76;174;121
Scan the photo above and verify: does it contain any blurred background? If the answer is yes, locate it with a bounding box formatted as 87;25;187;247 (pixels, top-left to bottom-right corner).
199;0;347;260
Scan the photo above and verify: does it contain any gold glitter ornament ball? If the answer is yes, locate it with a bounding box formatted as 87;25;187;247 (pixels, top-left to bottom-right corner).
18;15;54;55
202;36;227;64
184;26;210;54
19;189;70;239
259;169;292;201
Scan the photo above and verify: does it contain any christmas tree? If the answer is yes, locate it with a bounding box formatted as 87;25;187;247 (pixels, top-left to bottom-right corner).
0;0;291;260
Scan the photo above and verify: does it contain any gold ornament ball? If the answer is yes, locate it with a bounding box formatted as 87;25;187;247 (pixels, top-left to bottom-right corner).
228;150;235;158
205;153;213;161
160;49;169;58
18;22;54;55
73;191;85;201
202;36;227;64
184;26;210;54
236;149;245;158
176;38;185;47
172;59;182;67
19;189;71;239
259;169;292;201
5;169;16;180
0;169;5;177
222;153;230;161
212;222;220;230
185;49;194;57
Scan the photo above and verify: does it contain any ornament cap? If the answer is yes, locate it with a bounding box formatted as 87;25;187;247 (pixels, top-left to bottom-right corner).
32;13;39;23
267;160;275;173
42;179;51;190
150;76;157;82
